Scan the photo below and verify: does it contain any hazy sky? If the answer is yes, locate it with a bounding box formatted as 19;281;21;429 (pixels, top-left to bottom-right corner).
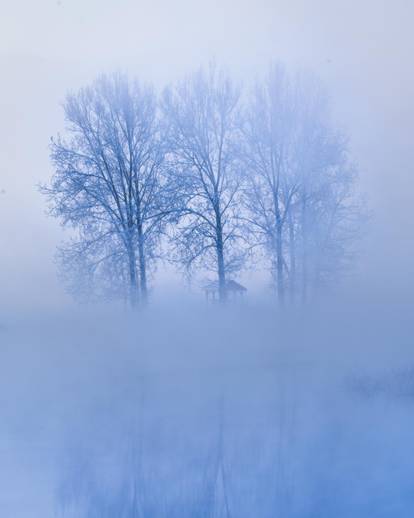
0;0;413;308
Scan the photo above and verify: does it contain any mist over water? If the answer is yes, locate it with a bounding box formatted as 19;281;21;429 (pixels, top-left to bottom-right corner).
1;296;413;517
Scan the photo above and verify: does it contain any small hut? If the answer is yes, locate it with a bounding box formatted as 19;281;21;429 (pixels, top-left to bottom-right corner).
203;279;247;302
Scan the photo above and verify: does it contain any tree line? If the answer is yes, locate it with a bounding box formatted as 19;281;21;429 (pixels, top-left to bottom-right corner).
42;64;363;306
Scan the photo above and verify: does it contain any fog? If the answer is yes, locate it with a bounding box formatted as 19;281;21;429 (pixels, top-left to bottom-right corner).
2;301;414;516
1;0;414;307
1;1;414;516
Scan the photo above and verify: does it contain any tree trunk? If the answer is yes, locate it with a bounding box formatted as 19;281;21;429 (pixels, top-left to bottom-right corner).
127;240;139;308
301;194;308;305
288;210;296;303
137;225;148;305
216;225;227;303
276;217;284;305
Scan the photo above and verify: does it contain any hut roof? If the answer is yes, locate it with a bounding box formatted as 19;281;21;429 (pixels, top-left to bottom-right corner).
226;280;247;292
203;279;247;292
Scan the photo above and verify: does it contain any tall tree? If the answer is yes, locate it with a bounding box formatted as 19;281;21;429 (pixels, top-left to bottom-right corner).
242;65;362;303
163;67;245;302
242;65;299;303
42;74;168;306
292;73;362;302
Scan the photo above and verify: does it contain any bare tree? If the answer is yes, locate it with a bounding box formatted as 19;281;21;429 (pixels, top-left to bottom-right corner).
162;66;245;302
242;65;363;303
56;226;132;305
292;73;363;302
42;73;168;306
242;65;299;304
